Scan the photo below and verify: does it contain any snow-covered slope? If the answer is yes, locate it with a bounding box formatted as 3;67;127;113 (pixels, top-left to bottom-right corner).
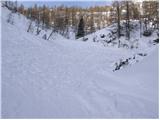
1;7;159;118
78;20;158;51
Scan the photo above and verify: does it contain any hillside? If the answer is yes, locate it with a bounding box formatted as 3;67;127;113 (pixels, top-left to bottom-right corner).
1;7;159;118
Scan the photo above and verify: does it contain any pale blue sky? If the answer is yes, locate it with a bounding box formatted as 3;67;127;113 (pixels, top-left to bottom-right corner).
18;1;112;8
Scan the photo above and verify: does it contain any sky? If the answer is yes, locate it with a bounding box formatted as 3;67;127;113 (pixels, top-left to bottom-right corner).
18;1;112;8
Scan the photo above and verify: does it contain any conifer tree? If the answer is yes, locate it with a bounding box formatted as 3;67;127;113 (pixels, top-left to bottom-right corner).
76;17;85;39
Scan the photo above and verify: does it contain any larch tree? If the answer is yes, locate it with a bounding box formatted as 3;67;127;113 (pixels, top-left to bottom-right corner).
89;10;95;33
126;1;130;40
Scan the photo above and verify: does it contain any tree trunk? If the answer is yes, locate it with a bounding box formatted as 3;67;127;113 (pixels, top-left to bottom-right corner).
126;1;130;40
27;21;32;32
117;2;120;39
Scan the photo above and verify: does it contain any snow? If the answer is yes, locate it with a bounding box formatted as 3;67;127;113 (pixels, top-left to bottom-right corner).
0;3;2;117
1;7;159;118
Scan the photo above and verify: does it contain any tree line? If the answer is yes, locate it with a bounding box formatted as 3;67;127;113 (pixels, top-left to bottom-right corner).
2;0;159;40
111;0;158;41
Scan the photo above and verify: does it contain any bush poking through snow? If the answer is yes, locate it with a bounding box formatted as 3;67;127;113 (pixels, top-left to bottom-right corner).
113;59;129;71
153;39;159;44
7;12;14;25
100;34;105;38
83;37;88;41
42;34;47;40
143;30;152;37
113;53;147;71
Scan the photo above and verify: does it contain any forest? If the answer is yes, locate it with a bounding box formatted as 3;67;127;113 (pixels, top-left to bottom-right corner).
2;0;159;40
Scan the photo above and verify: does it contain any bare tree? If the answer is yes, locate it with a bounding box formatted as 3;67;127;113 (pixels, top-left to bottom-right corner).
89;10;95;33
27;8;33;33
126;1;130;40
27;20;33;32
36;11;41;35
116;1;121;39
7;12;14;25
